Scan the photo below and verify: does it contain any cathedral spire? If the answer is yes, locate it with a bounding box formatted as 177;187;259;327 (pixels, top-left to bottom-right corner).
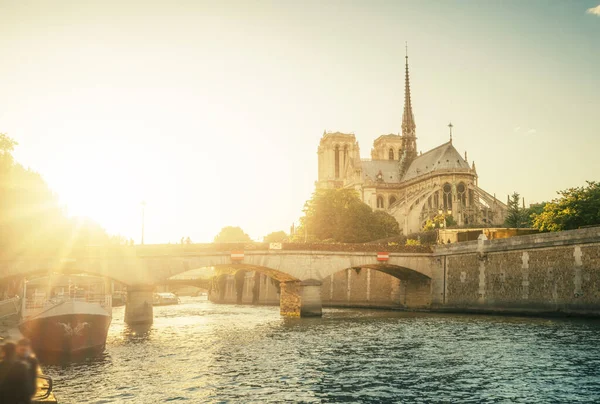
398;43;418;179
401;43;416;137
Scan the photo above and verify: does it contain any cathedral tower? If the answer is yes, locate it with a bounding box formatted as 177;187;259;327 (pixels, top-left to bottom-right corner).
316;131;360;189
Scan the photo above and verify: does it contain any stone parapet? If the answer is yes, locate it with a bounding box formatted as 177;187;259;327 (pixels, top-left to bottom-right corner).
434;227;600;256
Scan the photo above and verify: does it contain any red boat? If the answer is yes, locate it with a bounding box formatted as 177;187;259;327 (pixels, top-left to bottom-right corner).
19;275;112;357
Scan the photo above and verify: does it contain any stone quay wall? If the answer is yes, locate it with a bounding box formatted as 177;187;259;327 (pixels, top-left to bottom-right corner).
434;227;600;316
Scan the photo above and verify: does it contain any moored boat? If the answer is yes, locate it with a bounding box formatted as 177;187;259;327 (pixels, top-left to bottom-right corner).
153;292;180;306
19;274;112;356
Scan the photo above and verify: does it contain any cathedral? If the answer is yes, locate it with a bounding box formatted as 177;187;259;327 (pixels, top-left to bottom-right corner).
316;53;507;235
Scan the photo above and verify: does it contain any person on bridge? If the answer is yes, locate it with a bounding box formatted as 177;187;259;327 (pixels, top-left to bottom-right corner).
17;338;39;399
0;341;33;404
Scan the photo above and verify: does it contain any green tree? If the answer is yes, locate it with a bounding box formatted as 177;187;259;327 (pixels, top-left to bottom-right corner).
532;181;600;232
423;213;456;230
504;192;529;228
263;231;287;243
214;226;252;243
526;202;547;227
298;188;401;243
371;210;401;239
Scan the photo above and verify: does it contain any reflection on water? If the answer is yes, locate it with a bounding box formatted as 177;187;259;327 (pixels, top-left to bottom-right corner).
39;298;600;403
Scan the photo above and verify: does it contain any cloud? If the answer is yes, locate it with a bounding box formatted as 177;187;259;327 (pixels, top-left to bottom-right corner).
587;5;600;16
527;128;537;134
513;126;521;132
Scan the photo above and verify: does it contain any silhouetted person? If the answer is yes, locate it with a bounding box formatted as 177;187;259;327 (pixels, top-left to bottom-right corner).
0;342;32;404
17;339;38;398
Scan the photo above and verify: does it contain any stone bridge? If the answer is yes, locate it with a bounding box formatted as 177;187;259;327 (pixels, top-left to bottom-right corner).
0;245;434;324
3;227;599;324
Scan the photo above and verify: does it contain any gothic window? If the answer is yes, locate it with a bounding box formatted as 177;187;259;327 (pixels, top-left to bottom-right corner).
377;196;384;209
389;196;397;206
389;148;394;160
443;183;453;210
334;145;340;178
457;182;466;206
433;192;439;208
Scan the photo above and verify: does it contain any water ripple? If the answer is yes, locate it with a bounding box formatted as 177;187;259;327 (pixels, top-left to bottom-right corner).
40;298;600;403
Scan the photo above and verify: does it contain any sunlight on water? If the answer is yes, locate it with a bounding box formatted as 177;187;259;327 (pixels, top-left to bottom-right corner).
40;297;600;403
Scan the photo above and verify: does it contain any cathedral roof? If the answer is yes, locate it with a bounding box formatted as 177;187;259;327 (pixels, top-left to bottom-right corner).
401;141;470;181
361;160;401;183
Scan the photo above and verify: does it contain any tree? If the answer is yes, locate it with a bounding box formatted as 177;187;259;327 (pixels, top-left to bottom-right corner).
371;210;401;239
263;231;287;243
213;226;252;243
532;181;600;232
0;133;17;172
0;133;117;254
526;202;547;227
504;192;529;228
297;188;401;243
422;213;456;230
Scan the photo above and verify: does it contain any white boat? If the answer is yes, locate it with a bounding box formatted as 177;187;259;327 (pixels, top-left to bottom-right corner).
19;275;112;357
153;292;180;306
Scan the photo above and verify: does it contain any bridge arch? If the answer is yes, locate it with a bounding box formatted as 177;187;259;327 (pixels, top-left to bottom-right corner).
319;262;432;309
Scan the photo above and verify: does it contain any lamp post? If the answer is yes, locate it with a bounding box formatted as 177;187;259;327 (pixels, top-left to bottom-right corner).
141;201;146;245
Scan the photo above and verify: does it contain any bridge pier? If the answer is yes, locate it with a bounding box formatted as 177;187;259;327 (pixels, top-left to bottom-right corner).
280;279;322;317
125;285;154;325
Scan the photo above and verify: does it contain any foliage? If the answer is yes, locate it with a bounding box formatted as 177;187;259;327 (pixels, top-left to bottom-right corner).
422;213;456;230
405;239;421;246
504;192;529;228
532;181;600;231
213;226;252;243
0;133;118;254
263;231;287;243
526;202;547;227
297;188;401;243
372;210;401;239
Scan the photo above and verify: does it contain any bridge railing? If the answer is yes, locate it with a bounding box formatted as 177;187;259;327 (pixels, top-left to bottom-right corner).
129;242;433;255
5;242;433;260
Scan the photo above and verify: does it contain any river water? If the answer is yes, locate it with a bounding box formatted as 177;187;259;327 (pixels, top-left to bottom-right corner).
30;297;600;403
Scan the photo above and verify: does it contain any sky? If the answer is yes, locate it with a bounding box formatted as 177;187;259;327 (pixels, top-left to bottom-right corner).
1;0;599;243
